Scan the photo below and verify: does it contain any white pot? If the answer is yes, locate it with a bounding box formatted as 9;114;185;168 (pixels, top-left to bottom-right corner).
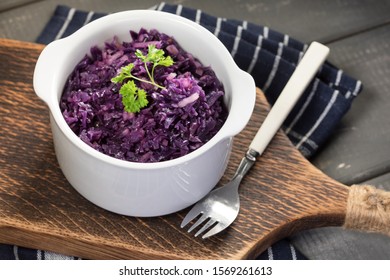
33;10;256;217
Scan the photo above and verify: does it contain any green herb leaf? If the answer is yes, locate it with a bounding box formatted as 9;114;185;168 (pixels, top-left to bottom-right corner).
119;80;148;113
111;44;174;113
135;49;147;61
111;63;135;83
142;44;174;67
156;55;174;67
135;44;174;85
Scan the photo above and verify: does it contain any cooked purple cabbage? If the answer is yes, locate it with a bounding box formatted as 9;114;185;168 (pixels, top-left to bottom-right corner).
60;28;227;163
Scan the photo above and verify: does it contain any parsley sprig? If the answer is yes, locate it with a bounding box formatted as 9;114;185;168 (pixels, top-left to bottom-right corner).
135;45;174;88
119;80;148;113
111;44;174;113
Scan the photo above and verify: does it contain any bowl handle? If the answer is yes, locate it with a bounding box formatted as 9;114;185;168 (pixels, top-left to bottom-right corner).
33;40;66;106
223;70;256;138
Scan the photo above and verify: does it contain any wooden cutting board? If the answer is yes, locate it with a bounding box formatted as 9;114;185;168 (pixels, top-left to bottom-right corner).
0;38;381;259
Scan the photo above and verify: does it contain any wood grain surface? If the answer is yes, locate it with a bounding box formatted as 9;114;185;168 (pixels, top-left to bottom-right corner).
0;38;351;259
313;24;390;185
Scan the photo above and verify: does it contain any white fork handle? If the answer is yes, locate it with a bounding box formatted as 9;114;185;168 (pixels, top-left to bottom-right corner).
249;41;329;156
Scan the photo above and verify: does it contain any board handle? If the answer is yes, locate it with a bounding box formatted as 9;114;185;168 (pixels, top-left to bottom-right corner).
344;185;390;236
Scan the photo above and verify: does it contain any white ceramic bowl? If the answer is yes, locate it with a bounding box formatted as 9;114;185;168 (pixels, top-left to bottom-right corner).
33;10;256;217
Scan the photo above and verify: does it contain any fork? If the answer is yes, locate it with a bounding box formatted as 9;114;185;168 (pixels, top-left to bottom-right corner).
181;42;330;239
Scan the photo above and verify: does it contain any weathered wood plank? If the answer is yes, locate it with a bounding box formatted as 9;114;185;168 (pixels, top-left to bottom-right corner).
291;226;390;260
364;173;390;191
1;0;389;43
0;0;39;12
312;24;390;185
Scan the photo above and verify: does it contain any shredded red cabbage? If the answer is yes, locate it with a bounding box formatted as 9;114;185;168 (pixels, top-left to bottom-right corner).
60;28;227;163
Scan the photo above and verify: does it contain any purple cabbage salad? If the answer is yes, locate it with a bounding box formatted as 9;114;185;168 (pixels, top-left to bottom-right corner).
60;28;227;163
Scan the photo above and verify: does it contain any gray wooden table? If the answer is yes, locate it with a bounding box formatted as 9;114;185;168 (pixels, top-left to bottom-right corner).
1;0;389;259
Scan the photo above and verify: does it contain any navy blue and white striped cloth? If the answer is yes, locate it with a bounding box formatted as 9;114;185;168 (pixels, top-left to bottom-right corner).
1;3;362;260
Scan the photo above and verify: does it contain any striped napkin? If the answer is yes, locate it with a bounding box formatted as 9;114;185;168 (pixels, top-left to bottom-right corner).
1;2;362;260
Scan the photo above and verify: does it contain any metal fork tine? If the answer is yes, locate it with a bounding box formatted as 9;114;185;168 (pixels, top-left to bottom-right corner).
181;207;203;228
187;214;208;233
202;222;228;239
194;219;217;237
